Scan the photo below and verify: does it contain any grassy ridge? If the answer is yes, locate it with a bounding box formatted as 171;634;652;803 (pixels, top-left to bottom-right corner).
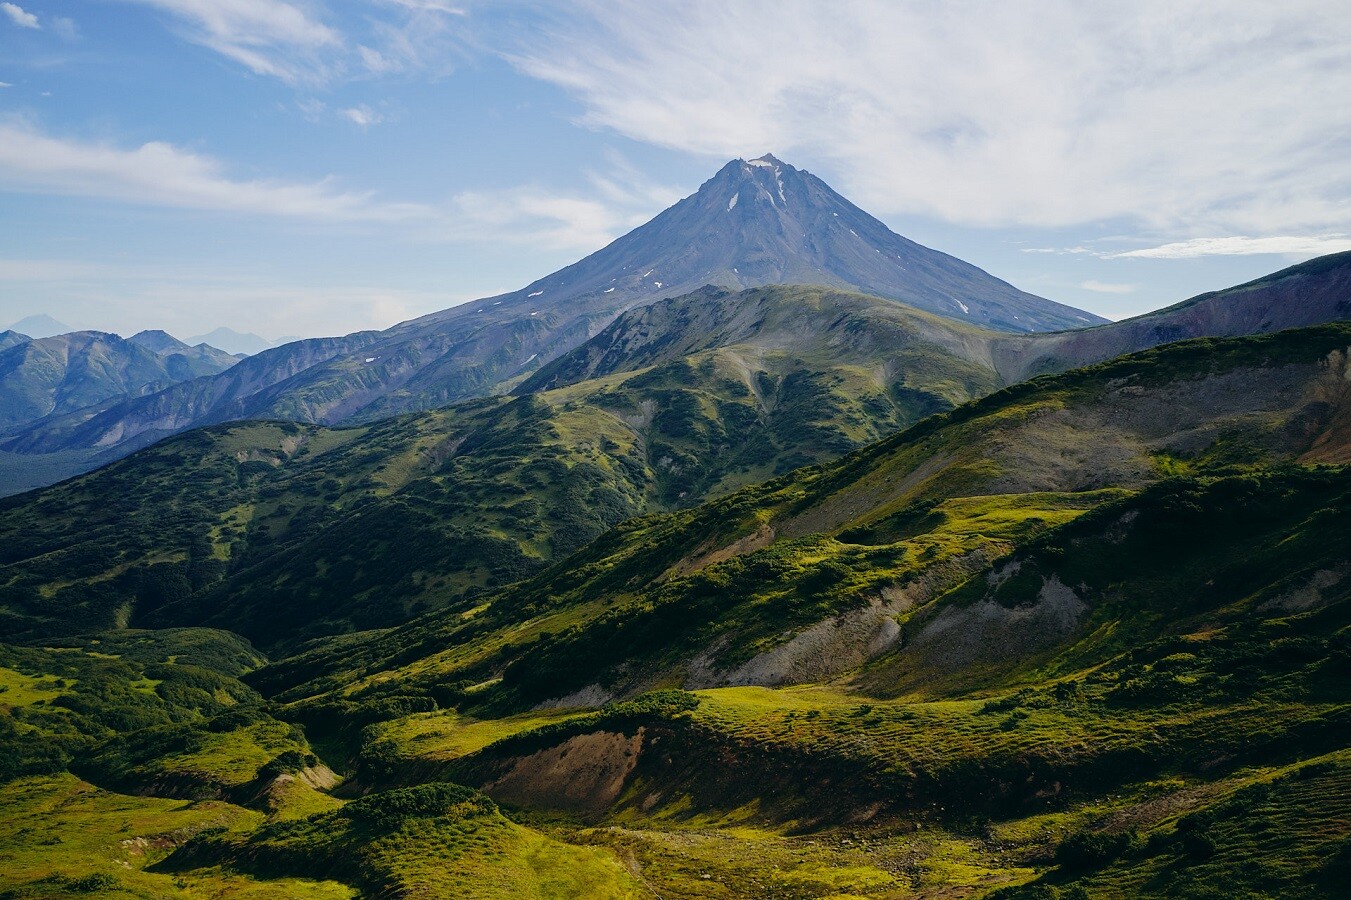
251;322;1351;705
0;287;1017;650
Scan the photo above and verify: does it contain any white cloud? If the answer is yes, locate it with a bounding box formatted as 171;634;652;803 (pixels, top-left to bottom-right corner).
380;0;464;13
2;2;39;28
448;186;645;252
121;0;341;83
1022;246;1096;255
1110;235;1351;259
120;0;469;83
1080;280;1137;294
50;16;78;39
432;154;680;251
340;104;383;128
0;121;678;254
358;5;467;77
0;82;11;88
0;120;432;222
503;2;1351;236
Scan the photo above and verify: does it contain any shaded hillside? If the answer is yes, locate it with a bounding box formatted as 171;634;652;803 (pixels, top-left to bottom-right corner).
519;284;1001;396
0;156;1099;491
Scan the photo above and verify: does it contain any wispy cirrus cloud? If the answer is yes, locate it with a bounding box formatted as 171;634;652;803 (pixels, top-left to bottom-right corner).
340;104;383;128
1109;235;1351;260
1024;234;1351;260
503;1;1351;237
120;0;341;83
120;0;469;83
0;120;433;222
0;120;676;252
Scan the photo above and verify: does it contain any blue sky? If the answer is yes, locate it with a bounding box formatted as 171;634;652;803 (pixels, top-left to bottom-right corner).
1;1;1348;342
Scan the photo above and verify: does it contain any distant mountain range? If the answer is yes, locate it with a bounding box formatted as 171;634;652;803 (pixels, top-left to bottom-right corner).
0;330;238;433
186;327;277;356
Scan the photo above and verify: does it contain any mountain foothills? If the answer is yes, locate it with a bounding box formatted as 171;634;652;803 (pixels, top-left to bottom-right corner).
0;157;1348;897
0;308;1347;896
2;254;1349;652
0;155;1107;495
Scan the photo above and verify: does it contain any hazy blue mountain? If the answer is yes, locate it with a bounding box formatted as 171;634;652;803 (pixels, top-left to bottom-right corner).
991;250;1351;380
6;314;72;339
186;327;276;356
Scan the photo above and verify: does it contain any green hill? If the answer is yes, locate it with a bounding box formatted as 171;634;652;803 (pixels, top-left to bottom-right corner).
224;324;1348;899
255;321;1351;702
0;286;1010;649
0;311;1348;895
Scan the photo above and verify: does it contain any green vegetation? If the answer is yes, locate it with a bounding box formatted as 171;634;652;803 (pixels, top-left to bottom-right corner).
1;315;1348;896
0;288;1014;652
162;782;644;898
0;773;355;899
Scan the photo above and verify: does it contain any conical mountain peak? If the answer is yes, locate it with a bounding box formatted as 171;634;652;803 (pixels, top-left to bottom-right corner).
5;154;1108;472
492;153;1104;334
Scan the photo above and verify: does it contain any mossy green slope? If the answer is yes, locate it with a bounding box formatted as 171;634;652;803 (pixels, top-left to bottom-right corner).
0;628;639;898
255;322;1351;705
0;286;1013;650
210;325;1349;898
292;469;1348;899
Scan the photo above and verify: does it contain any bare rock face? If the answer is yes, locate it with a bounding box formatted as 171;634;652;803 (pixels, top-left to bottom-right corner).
905;575;1089;672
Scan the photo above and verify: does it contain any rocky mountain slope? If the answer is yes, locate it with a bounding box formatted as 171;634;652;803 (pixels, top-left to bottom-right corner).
0;156;1103;493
